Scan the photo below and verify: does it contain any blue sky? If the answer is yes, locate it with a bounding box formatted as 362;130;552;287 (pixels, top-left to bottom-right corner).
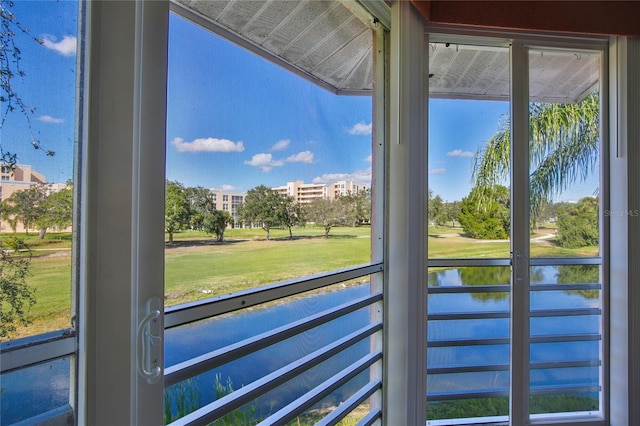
5;2;597;202
166;13;373;193
2;0;78;184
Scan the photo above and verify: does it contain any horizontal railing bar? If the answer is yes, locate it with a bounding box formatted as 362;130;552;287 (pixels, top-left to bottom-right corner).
428;364;509;374
531;360;601;370
168;322;382;426
356;408;382;426
427;388;509;401
530;308;601;317
428;338;508;347
530;334;601;343
428;257;600;269
429;285;510;294
258;352;381;426
429;334;601;348
0;329;76;374
11;404;74;426
530;283;601;291
430;308;602;321
428;283;601;294
315;380;382;426
428;338;509;347
165;293;383;386
165;263;383;328
529;257;601;266
428;360;600;376
529;385;601;395
428;311;510;320
428;384;601;402
429;258;510;267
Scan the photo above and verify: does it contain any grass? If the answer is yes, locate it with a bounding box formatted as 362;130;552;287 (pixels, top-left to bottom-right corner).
1;224;598;340
165;229;371;305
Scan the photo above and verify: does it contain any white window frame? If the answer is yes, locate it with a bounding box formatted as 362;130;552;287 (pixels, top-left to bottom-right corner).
387;2;640;425
78;1;168;424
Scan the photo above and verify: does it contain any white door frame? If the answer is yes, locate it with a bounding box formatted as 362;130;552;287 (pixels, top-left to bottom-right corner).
78;1;168;424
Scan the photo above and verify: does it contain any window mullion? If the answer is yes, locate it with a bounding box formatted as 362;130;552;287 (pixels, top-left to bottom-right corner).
509;39;531;426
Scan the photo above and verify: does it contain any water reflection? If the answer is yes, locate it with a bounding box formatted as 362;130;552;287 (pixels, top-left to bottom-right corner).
429;265;599;301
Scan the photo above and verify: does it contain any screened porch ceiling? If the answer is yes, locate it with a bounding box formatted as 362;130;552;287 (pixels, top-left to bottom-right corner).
171;0;599;103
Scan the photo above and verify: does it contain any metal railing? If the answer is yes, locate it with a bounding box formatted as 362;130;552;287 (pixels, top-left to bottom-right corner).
165;262;384;426
426;257;603;420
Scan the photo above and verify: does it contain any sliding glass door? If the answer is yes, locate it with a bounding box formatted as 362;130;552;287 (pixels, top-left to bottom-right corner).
427;33;606;425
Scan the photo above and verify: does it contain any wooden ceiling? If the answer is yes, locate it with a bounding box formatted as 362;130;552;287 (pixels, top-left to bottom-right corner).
411;1;640;37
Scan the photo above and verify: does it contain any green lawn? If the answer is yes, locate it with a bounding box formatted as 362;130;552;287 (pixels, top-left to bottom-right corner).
1;225;598;340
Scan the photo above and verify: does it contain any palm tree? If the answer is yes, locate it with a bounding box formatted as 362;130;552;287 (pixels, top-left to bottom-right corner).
472;91;600;213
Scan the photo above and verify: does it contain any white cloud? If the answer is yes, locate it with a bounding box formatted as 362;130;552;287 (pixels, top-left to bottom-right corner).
42;35;77;57
347;121;372;136
220;184;237;191
430;168;447;175
172;137;245;153
447;149;474;157
38;115;64;124
271;139;290;151
244;153;284;172
285;151;314;163
312;168;372;186
364;155;372;163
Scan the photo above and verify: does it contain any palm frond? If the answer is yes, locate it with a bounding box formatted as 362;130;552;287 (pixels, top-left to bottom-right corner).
472;91;599;210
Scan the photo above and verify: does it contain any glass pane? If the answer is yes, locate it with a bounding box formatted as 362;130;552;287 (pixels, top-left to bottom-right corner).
427;40;511;423
528;49;601;258
527;48;603;419
428;42;510;259
0;0;78;340
164;12;373;306
0;357;72;424
427;266;510;421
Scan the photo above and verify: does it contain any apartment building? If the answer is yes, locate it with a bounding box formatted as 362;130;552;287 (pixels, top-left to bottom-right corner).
272;180;365;204
209;188;245;227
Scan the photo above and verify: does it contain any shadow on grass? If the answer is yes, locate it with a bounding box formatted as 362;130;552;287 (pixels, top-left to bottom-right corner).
165;239;245;249
271;234;358;241
165;234;359;247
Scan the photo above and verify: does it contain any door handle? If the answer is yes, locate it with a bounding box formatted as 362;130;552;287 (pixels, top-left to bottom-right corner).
137;297;162;383
513;251;529;282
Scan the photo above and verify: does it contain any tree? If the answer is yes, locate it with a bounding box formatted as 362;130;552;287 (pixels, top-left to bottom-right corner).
202;210;232;242
443;201;461;227
2;183;47;235
473;91;599;214
277;195;304;239
237;185;283;240
339;190;371;227
184;186;215;231
428;193;446;227
35;186;73;239
0;238;36;339
165;180;190;243
556;197;599;248
457;185;510;239
304;198;346;238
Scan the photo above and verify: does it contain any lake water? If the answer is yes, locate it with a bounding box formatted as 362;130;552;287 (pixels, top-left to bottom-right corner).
1;265;601;424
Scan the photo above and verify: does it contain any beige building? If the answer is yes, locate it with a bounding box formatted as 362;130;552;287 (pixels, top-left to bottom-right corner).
209;188;245;227
0;164;46;203
272;180;365;204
